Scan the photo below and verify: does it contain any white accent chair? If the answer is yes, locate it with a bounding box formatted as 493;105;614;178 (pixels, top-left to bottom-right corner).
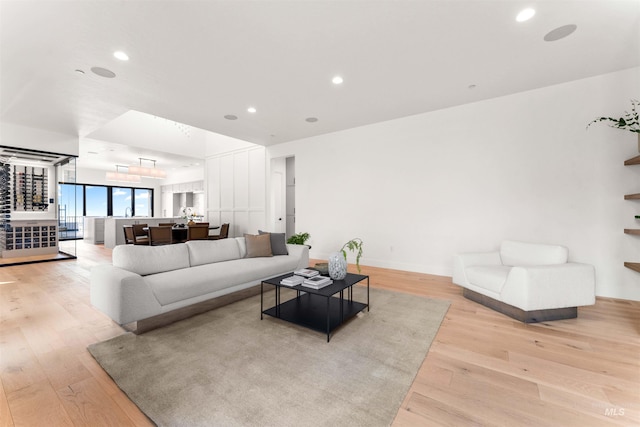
453;240;595;322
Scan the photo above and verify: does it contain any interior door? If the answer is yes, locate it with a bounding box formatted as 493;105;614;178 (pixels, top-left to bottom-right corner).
271;171;285;232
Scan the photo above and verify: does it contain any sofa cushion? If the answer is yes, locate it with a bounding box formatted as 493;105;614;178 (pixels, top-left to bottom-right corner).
465;265;511;294
259;230;289;255
244;233;273;258
186;239;241;267
146;254;303;306
500;240;568;266
112;243;190;276
236;237;247;258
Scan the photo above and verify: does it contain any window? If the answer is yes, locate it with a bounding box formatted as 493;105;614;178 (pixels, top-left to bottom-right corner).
134;188;152;217
56;183;153;218
112;187;133;217
85;186;108;216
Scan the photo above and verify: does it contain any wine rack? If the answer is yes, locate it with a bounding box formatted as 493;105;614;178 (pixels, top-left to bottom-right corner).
1;162;58;258
13;165;48;211
1;162;10;253
3;223;57;251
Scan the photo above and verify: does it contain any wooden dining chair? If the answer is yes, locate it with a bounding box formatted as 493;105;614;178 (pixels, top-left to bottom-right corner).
123;225;135;244
132;224;150;245
187;224;209;240
209;223;229;240
148;226;173;245
159;222;176;227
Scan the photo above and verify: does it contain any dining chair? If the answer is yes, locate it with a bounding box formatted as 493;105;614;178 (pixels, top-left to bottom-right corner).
187;224;209;240
132;224;150;245
123;225;135;244
209;223;229;240
148;226;173;245
159;222;176;227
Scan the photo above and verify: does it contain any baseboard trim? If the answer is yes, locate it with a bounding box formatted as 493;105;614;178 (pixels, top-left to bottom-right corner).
462;288;577;323
125;284;265;334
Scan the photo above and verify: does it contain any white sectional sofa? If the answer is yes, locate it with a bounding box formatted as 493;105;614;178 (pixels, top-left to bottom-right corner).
90;237;309;333
453;240;595;322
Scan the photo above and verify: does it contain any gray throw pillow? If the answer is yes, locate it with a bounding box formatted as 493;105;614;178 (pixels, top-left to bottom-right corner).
258;230;289;256
244;233;273;258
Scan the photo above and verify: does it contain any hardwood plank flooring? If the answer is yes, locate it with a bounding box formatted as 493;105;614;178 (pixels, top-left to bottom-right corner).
0;242;637;426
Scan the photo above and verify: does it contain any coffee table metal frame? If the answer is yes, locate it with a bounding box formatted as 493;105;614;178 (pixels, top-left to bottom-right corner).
261;272;370;342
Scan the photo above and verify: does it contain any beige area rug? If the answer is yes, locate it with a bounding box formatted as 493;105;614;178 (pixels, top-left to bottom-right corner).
88;287;450;427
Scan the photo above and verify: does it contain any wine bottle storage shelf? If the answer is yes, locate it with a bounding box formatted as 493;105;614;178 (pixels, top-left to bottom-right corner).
1;161;58;258
0;221;58;257
1;162;10;253
2;225;58;250
13;165;48;211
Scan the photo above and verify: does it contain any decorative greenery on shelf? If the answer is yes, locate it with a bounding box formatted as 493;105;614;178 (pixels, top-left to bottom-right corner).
587;99;639;133
181;207;197;221
287;232;310;245
341;238;364;273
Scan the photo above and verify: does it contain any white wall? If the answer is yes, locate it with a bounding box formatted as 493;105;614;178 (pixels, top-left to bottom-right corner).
159;167;204;186
206;146;266;238
267;67;640;300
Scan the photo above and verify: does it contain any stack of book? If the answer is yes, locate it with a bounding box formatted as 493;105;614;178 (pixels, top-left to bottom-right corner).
280;275;304;286
294;268;320;278
302;275;333;289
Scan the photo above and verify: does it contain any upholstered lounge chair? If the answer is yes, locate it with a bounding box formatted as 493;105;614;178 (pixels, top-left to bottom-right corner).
453;240;595;322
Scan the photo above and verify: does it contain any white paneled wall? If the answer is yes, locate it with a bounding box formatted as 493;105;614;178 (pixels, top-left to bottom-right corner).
206;146;266;237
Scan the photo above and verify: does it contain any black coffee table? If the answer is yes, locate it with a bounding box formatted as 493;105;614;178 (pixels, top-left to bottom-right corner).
261;272;370;342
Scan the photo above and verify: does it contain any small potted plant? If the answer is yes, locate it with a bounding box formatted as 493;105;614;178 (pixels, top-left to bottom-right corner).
588;99;640;151
328;238;364;280
181;207;197;226
287;232;311;249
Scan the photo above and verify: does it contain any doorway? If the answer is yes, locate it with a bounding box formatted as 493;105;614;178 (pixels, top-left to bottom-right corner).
269;156;295;237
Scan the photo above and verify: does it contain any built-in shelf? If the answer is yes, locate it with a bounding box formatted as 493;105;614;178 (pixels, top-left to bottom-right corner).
624;262;640;273
624;155;640;166
624;151;639;273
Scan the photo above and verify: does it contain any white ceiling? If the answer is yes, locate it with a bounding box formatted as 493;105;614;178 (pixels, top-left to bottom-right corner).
1;0;639;171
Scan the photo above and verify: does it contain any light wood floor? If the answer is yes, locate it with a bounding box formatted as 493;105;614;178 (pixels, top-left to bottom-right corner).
0;242;638;426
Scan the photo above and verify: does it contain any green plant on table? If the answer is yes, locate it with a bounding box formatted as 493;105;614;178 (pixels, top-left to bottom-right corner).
341;238;364;273
287;232;310;245
587;99;639;133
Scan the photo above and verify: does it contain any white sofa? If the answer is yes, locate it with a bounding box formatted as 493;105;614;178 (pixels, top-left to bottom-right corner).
90;237;309;332
452;240;595;322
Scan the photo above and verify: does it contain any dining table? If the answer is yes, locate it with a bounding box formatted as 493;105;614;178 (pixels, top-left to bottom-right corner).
142;224;220;243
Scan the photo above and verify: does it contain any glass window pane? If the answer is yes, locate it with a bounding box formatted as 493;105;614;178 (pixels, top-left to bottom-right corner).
112;187;132;217
134;189;152;217
85;186;107;216
58;183;83;240
77;185;84;215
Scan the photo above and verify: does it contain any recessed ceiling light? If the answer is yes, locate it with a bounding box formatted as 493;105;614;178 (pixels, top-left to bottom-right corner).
544;24;577;42
247;107;257;113
468;84;477;89
305;117;318;123
113;51;129;61
332;76;344;85
91;67;116;78
75;69;85;75
516;8;535;22
224;114;238;120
